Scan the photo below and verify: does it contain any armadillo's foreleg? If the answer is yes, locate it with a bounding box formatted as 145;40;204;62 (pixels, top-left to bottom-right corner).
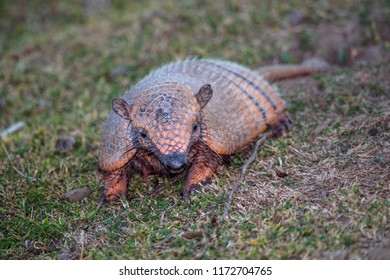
182;143;224;197
100;167;129;203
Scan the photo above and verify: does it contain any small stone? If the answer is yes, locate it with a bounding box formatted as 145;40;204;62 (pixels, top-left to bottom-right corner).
275;169;289;178
55;136;76;153
63;187;92;203
111;65;130;77
182;231;203;240
59;252;72;260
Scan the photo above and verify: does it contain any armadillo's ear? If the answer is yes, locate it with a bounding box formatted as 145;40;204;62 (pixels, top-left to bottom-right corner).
112;98;132;120
195;84;213;109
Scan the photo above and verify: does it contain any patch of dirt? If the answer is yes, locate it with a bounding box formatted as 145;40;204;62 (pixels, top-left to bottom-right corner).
365;238;390;259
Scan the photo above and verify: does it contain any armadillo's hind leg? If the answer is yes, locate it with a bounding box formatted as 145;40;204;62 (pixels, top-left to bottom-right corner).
271;111;292;138
99;166;129;204
182;142;224;197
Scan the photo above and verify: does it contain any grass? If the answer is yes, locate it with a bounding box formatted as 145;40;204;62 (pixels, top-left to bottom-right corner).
0;0;389;259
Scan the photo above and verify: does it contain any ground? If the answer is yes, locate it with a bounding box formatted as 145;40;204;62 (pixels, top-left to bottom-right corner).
0;0;389;259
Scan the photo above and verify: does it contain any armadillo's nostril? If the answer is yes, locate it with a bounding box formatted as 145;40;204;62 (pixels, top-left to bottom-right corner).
165;153;187;172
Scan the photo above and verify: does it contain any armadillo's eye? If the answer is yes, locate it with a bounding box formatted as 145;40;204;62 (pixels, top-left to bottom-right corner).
193;124;198;132
140;132;147;138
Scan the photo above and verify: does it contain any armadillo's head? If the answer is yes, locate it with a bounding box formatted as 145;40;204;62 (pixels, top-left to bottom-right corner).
112;83;212;172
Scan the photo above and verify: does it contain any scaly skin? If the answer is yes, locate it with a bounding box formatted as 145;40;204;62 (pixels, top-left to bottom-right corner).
99;59;324;203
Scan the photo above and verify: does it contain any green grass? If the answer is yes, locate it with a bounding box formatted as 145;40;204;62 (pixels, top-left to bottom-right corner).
1;0;389;259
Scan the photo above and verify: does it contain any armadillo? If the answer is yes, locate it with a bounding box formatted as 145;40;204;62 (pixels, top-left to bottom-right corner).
99;59;322;202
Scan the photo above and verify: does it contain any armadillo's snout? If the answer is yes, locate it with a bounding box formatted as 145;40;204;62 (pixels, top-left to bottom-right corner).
164;153;188;173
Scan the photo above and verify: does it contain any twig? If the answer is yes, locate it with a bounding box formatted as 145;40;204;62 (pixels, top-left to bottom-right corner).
153;230;183;249
218;131;272;224
309;118;333;141
79;230;85;260
0;121;25;139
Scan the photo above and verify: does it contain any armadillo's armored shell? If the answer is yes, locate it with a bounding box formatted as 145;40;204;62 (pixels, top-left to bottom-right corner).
199;60;286;154
99;59;288;170
99;111;136;171
145;59;286;155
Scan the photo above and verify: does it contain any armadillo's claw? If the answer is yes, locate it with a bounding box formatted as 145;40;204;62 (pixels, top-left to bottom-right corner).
97;194;108;208
151;183;166;195
100;167;129;204
182;178;212;198
181;142;222;198
272;112;292;138
182;184;202;198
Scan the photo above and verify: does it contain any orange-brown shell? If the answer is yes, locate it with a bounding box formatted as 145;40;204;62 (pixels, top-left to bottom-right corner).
99;59;286;171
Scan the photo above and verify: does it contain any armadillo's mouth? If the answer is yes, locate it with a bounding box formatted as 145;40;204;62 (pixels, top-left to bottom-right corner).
167;166;186;174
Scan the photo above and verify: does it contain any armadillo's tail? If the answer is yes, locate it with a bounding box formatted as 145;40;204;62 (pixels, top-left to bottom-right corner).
255;58;330;83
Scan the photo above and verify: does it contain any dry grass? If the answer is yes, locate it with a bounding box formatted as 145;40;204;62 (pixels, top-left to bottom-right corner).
0;0;389;259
